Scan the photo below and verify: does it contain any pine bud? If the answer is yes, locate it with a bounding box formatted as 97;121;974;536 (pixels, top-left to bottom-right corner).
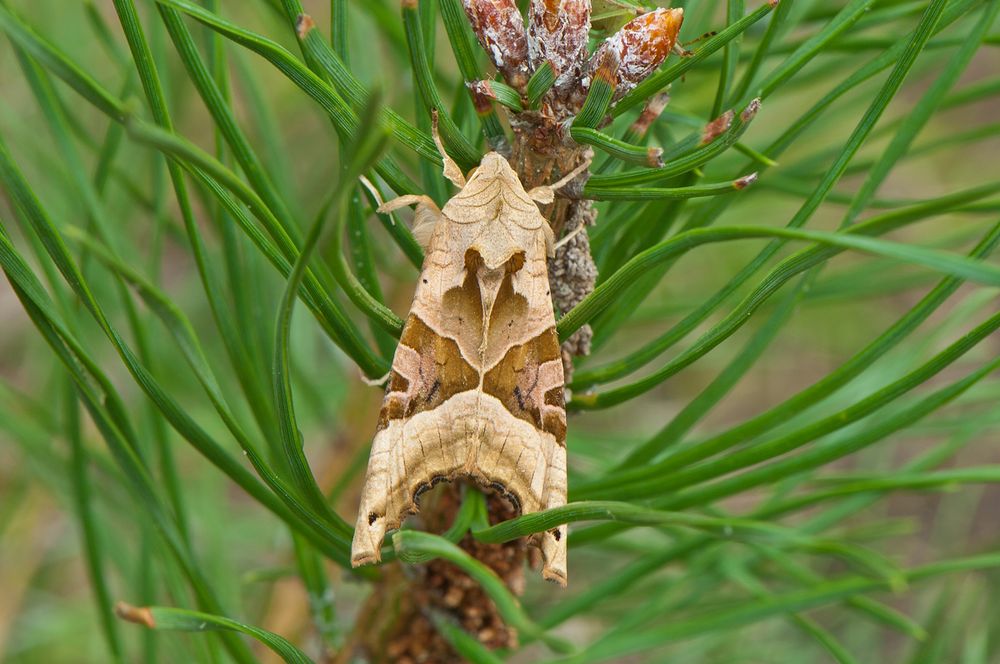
527;0;591;92
589;8;683;101
462;0;531;91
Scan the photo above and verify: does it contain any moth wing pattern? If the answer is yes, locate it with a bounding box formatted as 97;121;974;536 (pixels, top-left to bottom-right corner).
352;153;569;585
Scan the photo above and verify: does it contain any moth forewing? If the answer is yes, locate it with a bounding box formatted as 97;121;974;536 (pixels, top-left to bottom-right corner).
352;152;569;585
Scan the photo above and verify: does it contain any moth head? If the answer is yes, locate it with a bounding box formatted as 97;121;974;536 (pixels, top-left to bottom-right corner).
472;152;516;181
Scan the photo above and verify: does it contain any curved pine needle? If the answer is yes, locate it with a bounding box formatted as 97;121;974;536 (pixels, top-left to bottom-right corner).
570;183;1000;392
116;603;313;664
393;531;574;654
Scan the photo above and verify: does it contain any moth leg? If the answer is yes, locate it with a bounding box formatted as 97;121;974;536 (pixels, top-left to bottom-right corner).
431;110;467;188
553;224;586;251
526;157;592;204
377;195;443;251
377;194;435;215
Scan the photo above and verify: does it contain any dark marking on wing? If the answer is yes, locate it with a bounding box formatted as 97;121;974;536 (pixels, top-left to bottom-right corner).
426;378;441;403
542;386;567;443
377;395;407;431
489;481;521;513
389;371;409;392
376;314;479;431
543;411;567;445
483;326;564;439
544;386;564;409
412;475;449;506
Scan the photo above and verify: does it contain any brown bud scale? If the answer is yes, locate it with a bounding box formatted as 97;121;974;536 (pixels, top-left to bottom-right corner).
701;109;734;145
115;602;155;628
295;13;315;40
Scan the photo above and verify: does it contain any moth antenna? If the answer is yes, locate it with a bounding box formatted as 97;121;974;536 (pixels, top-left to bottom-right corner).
431;110;467;188
549;157;592;192
527;157;592;203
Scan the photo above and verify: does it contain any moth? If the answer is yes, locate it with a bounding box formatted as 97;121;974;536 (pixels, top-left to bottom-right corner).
351;130;587;585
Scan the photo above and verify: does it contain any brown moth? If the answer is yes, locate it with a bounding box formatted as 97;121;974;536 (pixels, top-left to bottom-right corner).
351;130;587;585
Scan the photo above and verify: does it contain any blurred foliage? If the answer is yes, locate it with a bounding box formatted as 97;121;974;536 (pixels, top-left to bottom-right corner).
0;0;999;662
